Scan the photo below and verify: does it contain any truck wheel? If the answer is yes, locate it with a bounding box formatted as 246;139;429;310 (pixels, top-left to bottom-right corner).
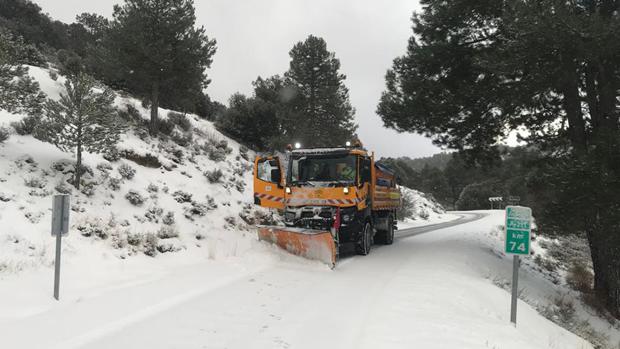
375;216;394;245
384;216;394;245
356;222;372;255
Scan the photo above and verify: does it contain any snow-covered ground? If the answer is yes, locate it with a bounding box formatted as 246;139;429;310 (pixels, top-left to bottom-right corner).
2;66;618;348
0;210;605;349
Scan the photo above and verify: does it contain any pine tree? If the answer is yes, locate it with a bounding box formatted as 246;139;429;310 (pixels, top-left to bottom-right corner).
0;28;46;115
39;73;123;189
378;0;620;317
108;0;216;135
285;35;357;147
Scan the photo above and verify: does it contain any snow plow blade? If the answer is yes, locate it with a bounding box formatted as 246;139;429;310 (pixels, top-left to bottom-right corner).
257;226;337;268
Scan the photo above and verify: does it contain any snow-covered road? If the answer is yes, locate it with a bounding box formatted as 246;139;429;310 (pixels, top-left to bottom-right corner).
0;212;591;349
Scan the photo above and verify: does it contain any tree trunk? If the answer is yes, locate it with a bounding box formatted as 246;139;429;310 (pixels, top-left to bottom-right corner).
587;220;620;317
561;61;587;152
75;139;82;190
150;81;160;136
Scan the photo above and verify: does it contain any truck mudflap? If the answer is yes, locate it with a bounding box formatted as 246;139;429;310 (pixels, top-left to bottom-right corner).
257;225;337;268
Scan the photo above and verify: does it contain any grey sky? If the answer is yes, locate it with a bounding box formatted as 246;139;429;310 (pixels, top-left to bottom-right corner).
33;0;442;159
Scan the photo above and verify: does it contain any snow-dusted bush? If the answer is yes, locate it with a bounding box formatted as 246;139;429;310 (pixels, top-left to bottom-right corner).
55;181;72;194
397;191;415;220
168;112;192;131
80;182;96;197
120;150;161;168
0;127;10;143
144;205;163;222
566;262;593;293
184;198;216;219
208;148;227;162
96;162;113;173
11;115;41;135
171;130;193;147
172;190;192;203
157;225;179;239
205;168;223;183
147;183;159;193
127;232;143;246
77;219;109;239
162;211;175;225
157;117;175;136
157;240;183;253
108;177;121;191
125;190;145;206
103;147;121;162
143;233;159;257
239;145;249;161
118;163;136;179
24;177;46;188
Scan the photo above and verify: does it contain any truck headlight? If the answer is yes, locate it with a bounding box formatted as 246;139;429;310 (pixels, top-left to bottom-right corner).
343;187;349;194
285;187;291;194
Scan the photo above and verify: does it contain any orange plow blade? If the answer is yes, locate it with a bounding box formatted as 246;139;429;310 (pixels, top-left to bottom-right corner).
257;226;337;268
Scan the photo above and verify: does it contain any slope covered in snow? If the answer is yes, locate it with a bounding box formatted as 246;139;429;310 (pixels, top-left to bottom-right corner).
0;66;270;276
398;186;452;228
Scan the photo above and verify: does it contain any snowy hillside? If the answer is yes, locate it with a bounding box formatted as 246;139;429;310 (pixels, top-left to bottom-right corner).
398;186;450;228
0;66;270;275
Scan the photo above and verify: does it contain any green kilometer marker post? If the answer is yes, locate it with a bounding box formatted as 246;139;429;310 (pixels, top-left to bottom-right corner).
504;205;532;326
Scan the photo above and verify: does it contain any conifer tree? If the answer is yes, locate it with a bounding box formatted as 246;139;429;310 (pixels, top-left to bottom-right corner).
108;0;216;135
285;35;357;147
39;73;123;189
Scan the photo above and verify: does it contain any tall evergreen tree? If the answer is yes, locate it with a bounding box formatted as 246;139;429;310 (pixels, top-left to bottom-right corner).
285;35;357;147
39;73;123;189
378;0;620;316
108;0;216;135
0;28;45;115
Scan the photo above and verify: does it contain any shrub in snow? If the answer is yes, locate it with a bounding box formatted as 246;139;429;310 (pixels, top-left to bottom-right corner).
80;182;96;197
96;162;113;173
127;232;143;246
397;191;415;220
566;262;594;293
171;130;193;147
233;178;246;193
108;177;121;191
147;183;159;193
120;150;161;168
11;115;41;136
103;147;121;162
24;211;44;223
157;117;175;136
208;148;227;162
239;145;249;161
157;225;179;239
157;240;183;253
144;205;163;222
24;177;46;188
419;208;430;220
168;112;192;131
0;192;12;202
118;163;136;179
171;148;184;164
55;181;73;194
224;216;237;227
77;219;109;239
184;198;216;220
172;190;192;203
162;211;175;225
125;190;146;206
0;127;10;144
205;168;223;183
118;104;142;123
143;233;159;257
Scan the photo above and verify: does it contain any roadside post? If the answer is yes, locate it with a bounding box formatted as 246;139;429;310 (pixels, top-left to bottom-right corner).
51;194;70;300
504;205;532;326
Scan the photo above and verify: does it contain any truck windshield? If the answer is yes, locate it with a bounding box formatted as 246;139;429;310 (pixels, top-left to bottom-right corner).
290;155;357;185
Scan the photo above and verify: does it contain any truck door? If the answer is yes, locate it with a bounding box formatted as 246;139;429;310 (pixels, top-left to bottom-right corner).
254;156;285;209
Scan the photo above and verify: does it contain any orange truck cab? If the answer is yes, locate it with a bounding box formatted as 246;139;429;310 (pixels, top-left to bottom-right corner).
254;144;401;258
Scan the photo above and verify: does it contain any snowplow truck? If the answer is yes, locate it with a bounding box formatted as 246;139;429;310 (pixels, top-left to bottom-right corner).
253;144;401;268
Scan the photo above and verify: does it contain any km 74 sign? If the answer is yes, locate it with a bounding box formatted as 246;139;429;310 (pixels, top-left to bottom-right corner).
505;206;532;255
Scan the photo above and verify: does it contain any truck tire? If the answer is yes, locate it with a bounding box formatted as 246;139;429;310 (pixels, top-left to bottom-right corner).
375;216;394;245
356;221;372;255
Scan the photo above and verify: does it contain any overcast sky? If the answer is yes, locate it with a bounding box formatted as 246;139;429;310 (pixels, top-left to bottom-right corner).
33;0;443;159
